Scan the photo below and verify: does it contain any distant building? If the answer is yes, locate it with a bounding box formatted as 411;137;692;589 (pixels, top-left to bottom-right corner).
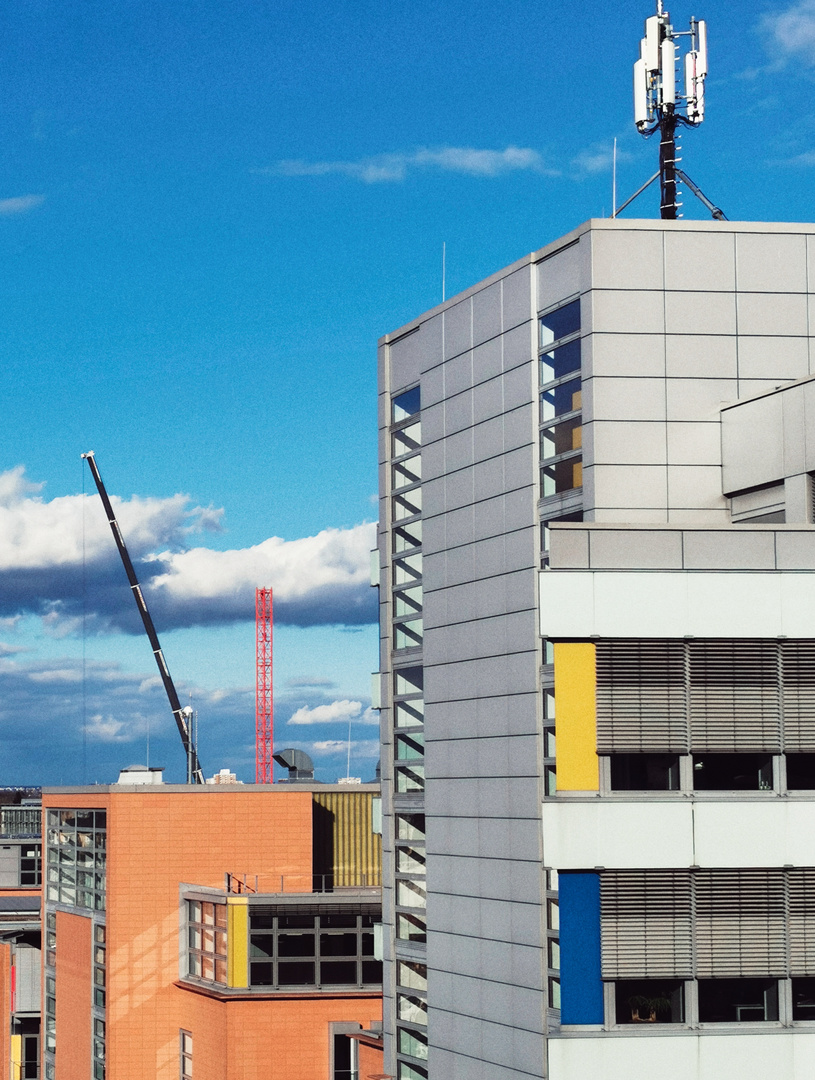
36;777;382;1080
376;218;815;1079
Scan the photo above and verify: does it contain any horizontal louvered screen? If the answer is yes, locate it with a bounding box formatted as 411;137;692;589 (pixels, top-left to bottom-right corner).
783;642;815;752
596;639;799;753
600;871;692;978
689;641;781;753
695;869;787;977
788;869;815;976
596;641;688;753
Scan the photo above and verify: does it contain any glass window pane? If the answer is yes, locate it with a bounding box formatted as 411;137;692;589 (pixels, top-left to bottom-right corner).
393;522;422;552
539;300;580;347
540;378;581;421
395;813;425;841
277;961;315;986
393;490;422;521
397;879;427;908
396;764;425;792
541;459;583;496
397;847;426;874
698;978;777;1022
393;387;421;423
540;418;582;460
398;1027;429;1060
398;1064;429;1080
394;619;423;649
394;699;424;728
278;933;315;957
397;960;427;991
540;338;581;383
396;913;426;943
397;992;428;1026
394;586;423;617
393;553;422;585
320;960;358;984
396;733;424;760
393;456;422;489
393;422;421;457
394;668;423;697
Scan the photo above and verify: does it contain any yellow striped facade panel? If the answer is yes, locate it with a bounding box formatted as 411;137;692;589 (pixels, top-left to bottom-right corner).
312;791;382;888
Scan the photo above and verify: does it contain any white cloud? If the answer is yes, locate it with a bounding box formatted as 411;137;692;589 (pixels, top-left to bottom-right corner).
265;145;554;184
288;699;362;725
0;467;376;630
82;713;131;743
312;740;349;752
762;1;815;64
359;706;379;725
0;194;45;216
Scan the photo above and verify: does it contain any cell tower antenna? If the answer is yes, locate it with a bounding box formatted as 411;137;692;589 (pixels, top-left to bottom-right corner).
255;588;274;783
619;2;726;220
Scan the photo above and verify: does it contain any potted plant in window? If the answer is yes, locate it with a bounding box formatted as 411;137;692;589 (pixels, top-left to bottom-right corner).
627;992;672;1022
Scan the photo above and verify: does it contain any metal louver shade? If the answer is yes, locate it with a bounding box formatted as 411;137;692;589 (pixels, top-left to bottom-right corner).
689;641;780;753
596;641;687;753
782;642;815;753
695;869;786;977
601;870;692;979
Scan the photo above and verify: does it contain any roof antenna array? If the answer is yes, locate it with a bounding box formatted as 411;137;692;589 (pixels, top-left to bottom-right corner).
614;3;726;221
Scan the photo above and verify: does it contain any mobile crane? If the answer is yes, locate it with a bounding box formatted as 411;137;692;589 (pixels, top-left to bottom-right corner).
81;451;205;784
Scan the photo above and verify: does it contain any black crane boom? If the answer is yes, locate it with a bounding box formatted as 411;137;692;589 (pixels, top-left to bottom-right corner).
81;451;204;784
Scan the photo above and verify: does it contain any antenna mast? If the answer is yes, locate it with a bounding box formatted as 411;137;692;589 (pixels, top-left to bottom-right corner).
623;3;725;220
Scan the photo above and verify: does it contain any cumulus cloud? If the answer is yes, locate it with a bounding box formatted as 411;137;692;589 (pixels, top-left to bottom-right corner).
762;1;815;65
262;145;554;183
0;194;45;216
288;699;363;725
0;467;377;632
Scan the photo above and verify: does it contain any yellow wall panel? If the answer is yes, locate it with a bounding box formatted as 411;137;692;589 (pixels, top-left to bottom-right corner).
227;898;248;989
554;641;598;791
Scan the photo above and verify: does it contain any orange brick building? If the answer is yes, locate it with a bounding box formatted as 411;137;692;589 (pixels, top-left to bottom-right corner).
41;779;384;1080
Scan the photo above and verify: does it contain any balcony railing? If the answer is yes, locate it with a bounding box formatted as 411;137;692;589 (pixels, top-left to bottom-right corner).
224;871;381;895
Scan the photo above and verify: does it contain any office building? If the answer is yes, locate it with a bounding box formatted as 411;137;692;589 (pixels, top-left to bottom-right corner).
375;217;815;1079
39;775;383;1080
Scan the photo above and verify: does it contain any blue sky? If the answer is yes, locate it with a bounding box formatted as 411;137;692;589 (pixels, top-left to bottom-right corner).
0;0;813;783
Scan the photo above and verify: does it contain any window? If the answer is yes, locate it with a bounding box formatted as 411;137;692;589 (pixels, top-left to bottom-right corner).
393;387;420;423
793;977;815;1020
247;909;382;989
539;299;580;346
540;378;581;422
46;809;106;910
692;754;773;791
398;1027;428;1060
396;912;426;943
610;754;680;791
698;978;778;1022
540;416;582;461
19;845;41;886
394;619;423;650
180;1030;193;1079
614;979;684;1024
787;754;815;790
187;901;227;985
540;337;581;383
332;1032;358;1080
542;458;582;496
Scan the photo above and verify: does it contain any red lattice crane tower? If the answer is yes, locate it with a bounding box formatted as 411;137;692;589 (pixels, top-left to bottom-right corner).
255;588;273;783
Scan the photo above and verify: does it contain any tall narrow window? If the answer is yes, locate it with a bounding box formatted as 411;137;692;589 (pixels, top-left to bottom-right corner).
180;1031;193;1080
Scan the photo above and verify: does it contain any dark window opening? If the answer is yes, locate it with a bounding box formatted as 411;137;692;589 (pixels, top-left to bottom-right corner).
540;300;580;346
610;754;680;791
692;754;773;791
393;387;420;423
333;1032;356;1080
698;978;778;1022
614;980;684;1024
793;978;815;1021
787;754;815;790
278;961;315;985
540;338;581;383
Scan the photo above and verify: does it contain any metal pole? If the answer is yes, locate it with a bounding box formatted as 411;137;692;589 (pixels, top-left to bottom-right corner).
659;107;678;219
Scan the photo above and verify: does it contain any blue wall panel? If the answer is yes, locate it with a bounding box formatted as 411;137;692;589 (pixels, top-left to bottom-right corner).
558;871;604;1024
